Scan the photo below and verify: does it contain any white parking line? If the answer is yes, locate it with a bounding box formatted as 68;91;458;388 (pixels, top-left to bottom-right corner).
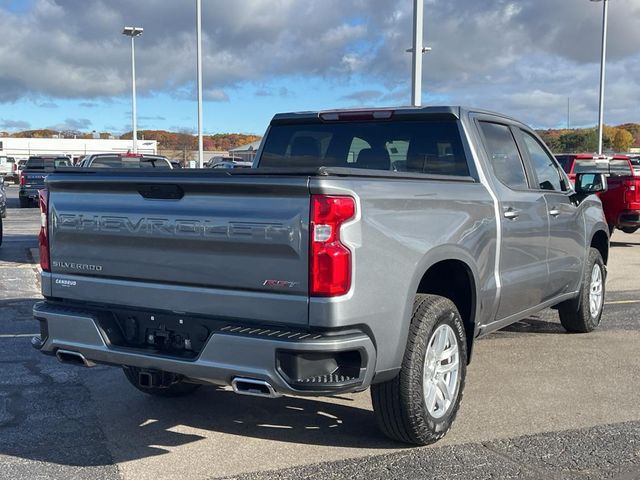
0;333;38;338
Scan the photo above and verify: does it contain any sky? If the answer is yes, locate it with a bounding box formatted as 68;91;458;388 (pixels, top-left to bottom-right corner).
0;0;639;136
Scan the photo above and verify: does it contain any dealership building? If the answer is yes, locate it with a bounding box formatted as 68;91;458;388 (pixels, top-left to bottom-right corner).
0;137;157;159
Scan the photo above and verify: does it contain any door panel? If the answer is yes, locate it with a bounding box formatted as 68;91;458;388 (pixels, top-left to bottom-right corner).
476;120;550;320
543;193;585;298
516;129;586;300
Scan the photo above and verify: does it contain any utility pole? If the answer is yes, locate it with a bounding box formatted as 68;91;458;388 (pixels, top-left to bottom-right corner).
408;0;432;106
592;0;610;155
196;0;204;168
122;26;144;154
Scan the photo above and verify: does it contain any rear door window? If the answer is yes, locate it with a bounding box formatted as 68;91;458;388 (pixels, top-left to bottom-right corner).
479;122;528;190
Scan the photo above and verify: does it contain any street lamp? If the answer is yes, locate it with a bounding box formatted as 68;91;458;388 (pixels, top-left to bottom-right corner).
196;0;204;168
591;0;609;155
122;26;144;154
407;0;432;107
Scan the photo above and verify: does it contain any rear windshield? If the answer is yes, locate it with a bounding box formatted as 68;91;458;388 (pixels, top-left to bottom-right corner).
26;157;72;169
0;157;14;164
259;120;470;176
90;156;172;169
573;159;632;176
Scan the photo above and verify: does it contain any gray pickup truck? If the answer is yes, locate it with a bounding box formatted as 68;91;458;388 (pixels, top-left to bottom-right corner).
32;106;609;445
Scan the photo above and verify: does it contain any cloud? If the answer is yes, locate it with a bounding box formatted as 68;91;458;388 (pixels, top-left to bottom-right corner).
0;119;31;130
203;88;229;102
38;101;58;108
79;102;98;108
255;87;292;98
341;90;384;104
0;0;639;127
139;115;166;121
48;118;92;131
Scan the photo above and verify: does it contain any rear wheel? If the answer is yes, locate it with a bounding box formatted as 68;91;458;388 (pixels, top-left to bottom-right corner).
558;248;605;333
371;294;467;445
621;227;638;234
122;366;201;397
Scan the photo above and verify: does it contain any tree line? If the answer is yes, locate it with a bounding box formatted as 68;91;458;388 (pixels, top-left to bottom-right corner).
537;124;639;154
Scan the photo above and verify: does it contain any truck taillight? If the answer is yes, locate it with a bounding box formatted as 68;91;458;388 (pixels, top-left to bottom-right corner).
19;171;26;186
310;195;356;297
38;190;50;272
624;180;637;203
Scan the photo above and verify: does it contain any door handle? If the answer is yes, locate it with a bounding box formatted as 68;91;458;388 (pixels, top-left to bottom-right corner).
549;207;561;217
503;208;520;220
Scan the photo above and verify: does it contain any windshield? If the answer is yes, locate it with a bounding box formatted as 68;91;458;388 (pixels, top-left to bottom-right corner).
259;120;470;176
90;155;172;168
26;157;72;169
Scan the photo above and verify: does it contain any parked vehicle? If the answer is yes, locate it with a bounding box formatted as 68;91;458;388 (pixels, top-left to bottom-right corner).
19;156;72;208
14;159;28;184
33;106;609;445
80;153;172;169
556;154;640;234
0;177;6;246
0;156;16;181
211;160;253;169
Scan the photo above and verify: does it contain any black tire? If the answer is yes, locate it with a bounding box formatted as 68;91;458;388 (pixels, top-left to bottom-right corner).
371;294;467;445
558;248;605;333
621;227;638;234
19;197;29;208
122;366;201;397
0;217;3;247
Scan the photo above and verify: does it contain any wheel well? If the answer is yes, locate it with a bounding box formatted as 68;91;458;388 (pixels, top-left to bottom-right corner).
416;260;476;361
591;230;609;264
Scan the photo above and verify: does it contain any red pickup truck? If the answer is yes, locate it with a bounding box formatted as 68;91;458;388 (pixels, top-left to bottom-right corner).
556;154;640;234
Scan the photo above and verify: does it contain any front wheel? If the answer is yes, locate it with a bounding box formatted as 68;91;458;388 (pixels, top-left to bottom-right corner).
371;294;467;445
621;227;638;234
558;248;605;333
19;197;29;208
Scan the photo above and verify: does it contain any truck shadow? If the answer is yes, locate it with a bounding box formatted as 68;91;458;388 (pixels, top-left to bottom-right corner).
0;341;405;470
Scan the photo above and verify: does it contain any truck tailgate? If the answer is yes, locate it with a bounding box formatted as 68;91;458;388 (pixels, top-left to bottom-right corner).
46;172;310;325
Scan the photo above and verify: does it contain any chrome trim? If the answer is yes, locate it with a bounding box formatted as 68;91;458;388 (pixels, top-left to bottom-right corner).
55;349;95;367
231;377;281;398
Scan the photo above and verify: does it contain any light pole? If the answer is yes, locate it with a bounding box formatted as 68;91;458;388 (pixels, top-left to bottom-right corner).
591;0;609;155
196;0;204;168
407;0;431;107
122;26;144;154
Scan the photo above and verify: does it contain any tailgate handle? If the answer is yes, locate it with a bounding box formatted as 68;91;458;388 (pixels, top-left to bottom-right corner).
137;184;184;200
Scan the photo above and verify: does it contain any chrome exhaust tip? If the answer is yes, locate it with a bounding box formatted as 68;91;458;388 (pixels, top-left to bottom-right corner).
231;377;281;398
55;349;95;368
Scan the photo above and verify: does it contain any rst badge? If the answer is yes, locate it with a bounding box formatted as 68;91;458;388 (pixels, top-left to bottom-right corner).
263;280;299;289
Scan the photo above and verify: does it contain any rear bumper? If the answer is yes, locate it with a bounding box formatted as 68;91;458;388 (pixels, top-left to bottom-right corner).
617;210;640;228
32;301;377;396
19;187;42;199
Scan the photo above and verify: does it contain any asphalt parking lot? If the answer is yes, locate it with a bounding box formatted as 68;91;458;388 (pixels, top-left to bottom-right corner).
1;184;639;480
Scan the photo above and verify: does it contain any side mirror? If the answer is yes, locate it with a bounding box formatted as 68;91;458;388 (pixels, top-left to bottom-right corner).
575;172;608;195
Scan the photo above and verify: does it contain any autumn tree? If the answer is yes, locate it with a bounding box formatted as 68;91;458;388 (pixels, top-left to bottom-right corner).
613;129;634;152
